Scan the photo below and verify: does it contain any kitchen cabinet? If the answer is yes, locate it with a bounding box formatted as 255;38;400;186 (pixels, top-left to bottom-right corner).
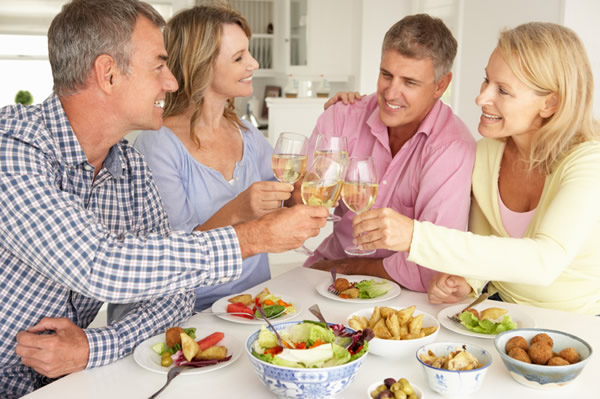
264;97;327;146
225;0;357;81
274;0;358;81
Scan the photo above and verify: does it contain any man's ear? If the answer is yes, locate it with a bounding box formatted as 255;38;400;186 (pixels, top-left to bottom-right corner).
93;55;116;94
540;93;559;118
433;72;452;98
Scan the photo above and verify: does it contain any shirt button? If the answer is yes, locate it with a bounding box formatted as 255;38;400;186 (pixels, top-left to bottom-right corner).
382;180;387;185
84;164;93;171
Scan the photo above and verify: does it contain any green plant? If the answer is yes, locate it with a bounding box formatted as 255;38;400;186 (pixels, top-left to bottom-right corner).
15;90;33;105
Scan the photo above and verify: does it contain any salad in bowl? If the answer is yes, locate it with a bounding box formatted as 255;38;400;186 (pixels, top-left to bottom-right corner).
246;320;373;399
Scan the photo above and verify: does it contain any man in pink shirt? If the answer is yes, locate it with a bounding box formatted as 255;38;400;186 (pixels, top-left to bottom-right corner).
303;14;476;292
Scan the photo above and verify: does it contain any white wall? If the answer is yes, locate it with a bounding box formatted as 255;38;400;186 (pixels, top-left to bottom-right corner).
562;0;600;119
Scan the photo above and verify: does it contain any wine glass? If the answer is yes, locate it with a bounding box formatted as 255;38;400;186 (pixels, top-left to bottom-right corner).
313;134;348;221
272;132;312;255
341;156;378;256
272;132;309;199
301;155;345;210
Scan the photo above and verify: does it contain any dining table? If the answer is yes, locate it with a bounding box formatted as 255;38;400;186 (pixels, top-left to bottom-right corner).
23;266;599;399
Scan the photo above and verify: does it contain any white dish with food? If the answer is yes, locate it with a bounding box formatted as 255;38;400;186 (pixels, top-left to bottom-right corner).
133;324;242;375
437;301;535;339
316;274;401;303
346;306;439;359
210;289;301;325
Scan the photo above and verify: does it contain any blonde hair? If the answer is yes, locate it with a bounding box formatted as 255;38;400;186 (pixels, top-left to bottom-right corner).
163;5;251;147
497;22;599;174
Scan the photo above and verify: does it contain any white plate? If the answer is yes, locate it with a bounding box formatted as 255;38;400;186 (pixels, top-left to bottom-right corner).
437;301;536;339
210;289;301;325
133;324;242;375
315;274;401;303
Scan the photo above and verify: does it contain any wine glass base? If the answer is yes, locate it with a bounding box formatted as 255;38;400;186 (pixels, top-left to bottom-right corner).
344;246;375;256
295;245;314;256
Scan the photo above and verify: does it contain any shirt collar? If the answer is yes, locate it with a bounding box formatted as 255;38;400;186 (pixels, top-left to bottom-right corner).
41;93;126;178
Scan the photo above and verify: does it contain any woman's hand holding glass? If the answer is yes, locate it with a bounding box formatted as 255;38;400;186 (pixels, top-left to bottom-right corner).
351;207;414;253
341;156;378;256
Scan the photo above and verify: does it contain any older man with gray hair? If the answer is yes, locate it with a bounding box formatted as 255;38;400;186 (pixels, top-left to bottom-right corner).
0;0;327;396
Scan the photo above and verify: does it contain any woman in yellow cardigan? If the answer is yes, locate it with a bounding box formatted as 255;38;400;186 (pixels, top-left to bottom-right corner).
352;22;600;315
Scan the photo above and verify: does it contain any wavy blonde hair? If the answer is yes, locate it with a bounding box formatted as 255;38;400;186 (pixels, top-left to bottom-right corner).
497;22;599;174
163;5;251;147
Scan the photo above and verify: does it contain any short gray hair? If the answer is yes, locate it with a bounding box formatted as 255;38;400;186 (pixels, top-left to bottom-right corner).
382;14;457;82
48;0;165;96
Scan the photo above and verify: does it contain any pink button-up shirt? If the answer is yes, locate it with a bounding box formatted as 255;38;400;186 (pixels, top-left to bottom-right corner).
304;94;476;292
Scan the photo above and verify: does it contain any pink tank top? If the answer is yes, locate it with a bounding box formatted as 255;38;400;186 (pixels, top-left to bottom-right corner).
498;190;536;238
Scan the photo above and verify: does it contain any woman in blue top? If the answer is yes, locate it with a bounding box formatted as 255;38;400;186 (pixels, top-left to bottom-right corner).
134;5;293;311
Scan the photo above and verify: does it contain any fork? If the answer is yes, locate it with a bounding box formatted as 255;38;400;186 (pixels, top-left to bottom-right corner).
447;293;489;323
327;268;340;295
258;307;295;348
147;366;186;399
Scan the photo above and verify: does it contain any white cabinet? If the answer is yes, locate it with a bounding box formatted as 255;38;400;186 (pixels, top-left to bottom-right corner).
274;0;358;81
264;97;327;145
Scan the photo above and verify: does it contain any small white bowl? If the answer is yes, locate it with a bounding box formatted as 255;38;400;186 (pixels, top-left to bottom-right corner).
347;306;440;359
366;380;424;399
494;328;592;390
416;342;492;396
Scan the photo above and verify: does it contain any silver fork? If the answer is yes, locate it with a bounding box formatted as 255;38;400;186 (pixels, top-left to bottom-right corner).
258;307;295;348
148;366;186;399
447;293;489;323
327;267;340;295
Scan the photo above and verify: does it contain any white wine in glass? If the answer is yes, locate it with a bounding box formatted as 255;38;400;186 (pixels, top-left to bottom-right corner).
272;132;308;185
342;156;378;256
301;156;344;208
313;134;348;221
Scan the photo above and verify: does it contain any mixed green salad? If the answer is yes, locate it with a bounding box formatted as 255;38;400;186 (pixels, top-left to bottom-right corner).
251;321;373;368
459;311;517;334
355;280;392;299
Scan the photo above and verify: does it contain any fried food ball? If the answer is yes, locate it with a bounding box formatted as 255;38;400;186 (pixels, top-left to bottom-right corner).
465;308;479;319
505;336;529;353
559;347;581;364
508;347;531;363
528;342;553;365
530;333;554;348
547;356;570;366
334;278;351;292
165;326;184;348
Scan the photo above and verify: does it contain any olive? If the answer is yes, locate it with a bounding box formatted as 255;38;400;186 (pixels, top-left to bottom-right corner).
161;353;173;367
384;378;397;388
399;380;414;395
377;390;394;399
407;394;417;399
390;382;402;392
393;390;408;399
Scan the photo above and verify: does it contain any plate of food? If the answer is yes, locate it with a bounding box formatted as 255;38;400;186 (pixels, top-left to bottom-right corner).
133;324;242;375
316;274;401;303
210;287;301;325
437;301;535;339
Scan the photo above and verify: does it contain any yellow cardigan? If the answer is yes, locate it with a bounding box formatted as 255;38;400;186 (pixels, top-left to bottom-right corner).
408;138;600;314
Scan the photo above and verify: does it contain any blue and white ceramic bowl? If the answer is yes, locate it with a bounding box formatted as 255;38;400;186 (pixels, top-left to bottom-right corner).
246;320;367;399
494;328;592;390
416;342;492;396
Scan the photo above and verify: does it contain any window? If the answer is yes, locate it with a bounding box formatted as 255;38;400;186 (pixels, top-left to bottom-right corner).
0;0;173;107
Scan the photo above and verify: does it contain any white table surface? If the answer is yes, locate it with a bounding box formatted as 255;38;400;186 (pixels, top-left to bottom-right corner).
23;266;599;398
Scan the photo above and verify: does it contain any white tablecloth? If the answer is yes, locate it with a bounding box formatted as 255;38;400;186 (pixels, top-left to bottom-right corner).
23;266;599;398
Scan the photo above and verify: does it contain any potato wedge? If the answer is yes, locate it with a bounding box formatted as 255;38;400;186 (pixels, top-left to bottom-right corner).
180;332;199;362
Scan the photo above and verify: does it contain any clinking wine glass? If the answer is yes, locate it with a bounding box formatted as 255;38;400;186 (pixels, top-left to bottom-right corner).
341;156;378;256
299;156;345;256
271;132;313;255
272;132;308;186
313;134;348;222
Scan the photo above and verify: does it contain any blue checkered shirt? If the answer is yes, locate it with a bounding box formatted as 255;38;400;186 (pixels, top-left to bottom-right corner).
0;94;243;398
